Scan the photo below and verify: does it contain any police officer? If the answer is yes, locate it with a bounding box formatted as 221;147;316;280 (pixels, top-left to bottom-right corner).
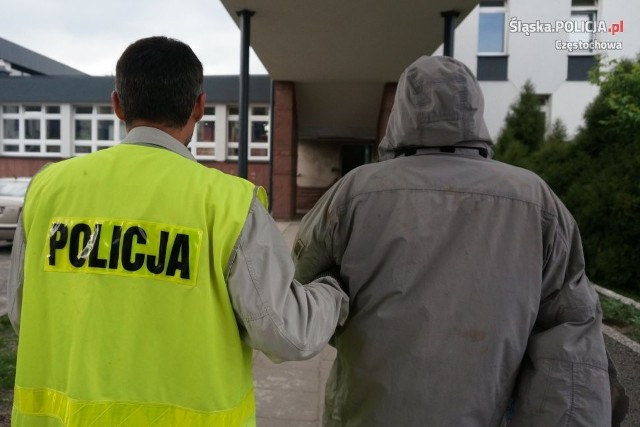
8;36;348;426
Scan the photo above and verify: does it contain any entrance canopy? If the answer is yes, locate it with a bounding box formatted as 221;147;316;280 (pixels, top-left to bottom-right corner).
220;0;479;140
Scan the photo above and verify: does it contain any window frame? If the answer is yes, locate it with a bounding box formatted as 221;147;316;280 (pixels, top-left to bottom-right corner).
72;105;124;155
226;104;270;162
189;105;219;161
0;102;271;162
0;104;64;157
569;0;599;54
477;1;508;56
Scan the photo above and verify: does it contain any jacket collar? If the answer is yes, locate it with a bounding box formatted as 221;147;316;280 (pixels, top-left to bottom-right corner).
121;126;197;162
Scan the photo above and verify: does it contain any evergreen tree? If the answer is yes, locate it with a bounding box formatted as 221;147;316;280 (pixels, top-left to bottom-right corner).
529;119;582;199
545;119;569;146
494;80;546;164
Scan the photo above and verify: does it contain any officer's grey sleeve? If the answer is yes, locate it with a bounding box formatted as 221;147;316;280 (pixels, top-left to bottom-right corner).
7;213;25;334
226;195;349;363
510;212;611;426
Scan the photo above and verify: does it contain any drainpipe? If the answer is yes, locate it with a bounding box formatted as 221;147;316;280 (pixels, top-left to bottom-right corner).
441;10;459;57
237;9;254;179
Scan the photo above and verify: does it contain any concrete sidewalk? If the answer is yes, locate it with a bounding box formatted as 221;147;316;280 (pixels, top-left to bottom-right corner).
253;221;333;426
253;346;334;427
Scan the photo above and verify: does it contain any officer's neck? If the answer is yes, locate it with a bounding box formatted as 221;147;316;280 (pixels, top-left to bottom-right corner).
127;121;194;146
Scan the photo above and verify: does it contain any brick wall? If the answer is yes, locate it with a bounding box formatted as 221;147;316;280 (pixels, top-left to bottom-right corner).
0;158;59;177
200;161;270;190
296;186;329;214
0;157;270;191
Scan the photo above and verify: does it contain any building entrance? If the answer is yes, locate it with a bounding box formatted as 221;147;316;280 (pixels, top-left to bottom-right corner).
341;143;372;176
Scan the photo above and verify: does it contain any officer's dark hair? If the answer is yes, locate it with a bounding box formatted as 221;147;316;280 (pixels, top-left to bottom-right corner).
115;36;203;129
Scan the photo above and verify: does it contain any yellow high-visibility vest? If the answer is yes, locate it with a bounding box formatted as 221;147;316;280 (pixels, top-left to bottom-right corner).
14;142;266;426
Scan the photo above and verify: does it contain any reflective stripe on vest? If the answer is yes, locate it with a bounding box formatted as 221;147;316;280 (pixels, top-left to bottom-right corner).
14;386;255;427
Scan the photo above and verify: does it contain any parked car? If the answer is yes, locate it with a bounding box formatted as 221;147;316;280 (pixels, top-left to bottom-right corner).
0;177;31;241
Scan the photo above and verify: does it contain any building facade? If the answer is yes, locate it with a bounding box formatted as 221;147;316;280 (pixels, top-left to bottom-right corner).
7;0;636;219
0;76;273;200
0;37;275;213
434;0;640;138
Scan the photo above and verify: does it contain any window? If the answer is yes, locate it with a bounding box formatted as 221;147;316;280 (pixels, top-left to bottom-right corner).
571;0;597;7
3;119;19;139
570;0;598;51
0;104;62;156
477;1;508;81
73;105;124;155
227;109;240;159
567;0;597;80
477;57;509;81
567;55;596;81
226;105;270;161
47;120;61;139
478;1;506;54
190;106;217;159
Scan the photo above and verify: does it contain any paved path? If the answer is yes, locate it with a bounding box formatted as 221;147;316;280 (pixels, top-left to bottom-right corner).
253;221;333;426
254;346;334;427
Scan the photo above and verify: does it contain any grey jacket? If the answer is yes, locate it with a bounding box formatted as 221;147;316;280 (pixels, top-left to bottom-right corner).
294;56;611;426
8;127;349;363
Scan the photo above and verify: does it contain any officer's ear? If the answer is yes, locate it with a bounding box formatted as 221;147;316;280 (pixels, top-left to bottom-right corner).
192;93;206;122
111;91;126;121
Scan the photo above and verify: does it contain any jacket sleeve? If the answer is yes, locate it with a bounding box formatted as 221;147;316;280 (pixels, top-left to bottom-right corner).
7;213;25;334
291;183;342;284
510;211;611;426
225;193;349;363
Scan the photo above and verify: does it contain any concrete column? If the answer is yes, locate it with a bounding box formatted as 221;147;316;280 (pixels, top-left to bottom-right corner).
441;10;460;57
236;9;254;179
271;81;297;220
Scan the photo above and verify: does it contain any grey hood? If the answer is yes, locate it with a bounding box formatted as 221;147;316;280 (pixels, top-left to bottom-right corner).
378;56;493;161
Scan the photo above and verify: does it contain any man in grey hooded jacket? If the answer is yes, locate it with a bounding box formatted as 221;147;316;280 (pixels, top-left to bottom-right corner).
293;56;612;426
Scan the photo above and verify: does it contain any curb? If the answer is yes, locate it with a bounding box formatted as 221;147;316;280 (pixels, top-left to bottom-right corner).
595;285;640;355
594;285;640;311
603;324;640;354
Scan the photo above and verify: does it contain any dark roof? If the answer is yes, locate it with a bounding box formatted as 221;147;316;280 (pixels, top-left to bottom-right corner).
204;75;271;103
0;75;271;103
0;37;87;76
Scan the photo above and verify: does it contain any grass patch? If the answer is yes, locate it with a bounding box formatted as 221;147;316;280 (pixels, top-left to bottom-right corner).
600;295;640;343
0;315;16;422
0;316;16;389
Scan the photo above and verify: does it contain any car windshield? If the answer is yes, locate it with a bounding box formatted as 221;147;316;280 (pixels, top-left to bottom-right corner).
0;181;30;197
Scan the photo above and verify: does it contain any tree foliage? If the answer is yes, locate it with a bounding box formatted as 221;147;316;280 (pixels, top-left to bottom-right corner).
494;80;546;165
494;57;640;292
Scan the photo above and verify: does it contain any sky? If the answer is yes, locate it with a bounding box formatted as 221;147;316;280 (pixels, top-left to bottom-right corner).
1;0;267;76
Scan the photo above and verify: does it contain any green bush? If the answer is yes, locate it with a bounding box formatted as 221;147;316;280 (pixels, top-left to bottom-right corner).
494;56;640;292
